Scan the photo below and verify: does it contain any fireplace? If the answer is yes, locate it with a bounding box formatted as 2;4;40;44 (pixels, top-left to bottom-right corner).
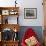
1;28;18;41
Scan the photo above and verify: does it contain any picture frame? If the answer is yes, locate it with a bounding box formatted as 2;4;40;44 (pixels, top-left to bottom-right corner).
8;16;18;24
0;15;1;24
9;10;18;15
0;32;1;41
24;8;37;19
2;10;9;15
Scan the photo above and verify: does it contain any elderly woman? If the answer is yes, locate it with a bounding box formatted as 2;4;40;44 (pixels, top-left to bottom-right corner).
21;28;41;46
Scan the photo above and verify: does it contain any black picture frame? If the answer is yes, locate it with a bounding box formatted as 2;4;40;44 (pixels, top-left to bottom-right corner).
24;8;37;19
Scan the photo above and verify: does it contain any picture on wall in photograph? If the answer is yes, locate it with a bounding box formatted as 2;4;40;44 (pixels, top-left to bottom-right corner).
24;8;37;19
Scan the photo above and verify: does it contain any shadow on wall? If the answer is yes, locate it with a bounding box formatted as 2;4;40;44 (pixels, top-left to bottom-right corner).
18;26;43;44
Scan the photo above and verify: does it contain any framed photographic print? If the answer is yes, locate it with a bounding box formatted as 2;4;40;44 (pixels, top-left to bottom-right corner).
24;8;37;19
2;10;9;15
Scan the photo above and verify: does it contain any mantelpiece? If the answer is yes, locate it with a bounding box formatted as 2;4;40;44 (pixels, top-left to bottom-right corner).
0;24;20;32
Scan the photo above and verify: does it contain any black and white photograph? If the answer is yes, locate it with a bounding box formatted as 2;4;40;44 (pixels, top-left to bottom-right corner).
24;8;37;19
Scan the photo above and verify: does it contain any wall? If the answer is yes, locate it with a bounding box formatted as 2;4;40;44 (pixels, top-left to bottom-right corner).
0;0;44;26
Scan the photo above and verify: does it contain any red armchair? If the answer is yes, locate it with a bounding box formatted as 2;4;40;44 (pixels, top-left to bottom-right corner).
21;28;41;46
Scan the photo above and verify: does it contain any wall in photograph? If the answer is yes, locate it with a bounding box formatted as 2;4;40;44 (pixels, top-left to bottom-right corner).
0;0;44;26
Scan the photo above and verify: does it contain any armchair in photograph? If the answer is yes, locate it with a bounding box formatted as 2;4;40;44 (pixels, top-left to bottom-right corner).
21;28;41;46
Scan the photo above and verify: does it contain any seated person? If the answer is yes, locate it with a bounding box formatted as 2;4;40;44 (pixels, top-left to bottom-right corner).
21;28;41;46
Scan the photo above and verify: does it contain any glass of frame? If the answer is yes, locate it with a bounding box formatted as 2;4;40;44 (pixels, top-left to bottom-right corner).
2;10;9;15
8;16;18;24
24;8;37;19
